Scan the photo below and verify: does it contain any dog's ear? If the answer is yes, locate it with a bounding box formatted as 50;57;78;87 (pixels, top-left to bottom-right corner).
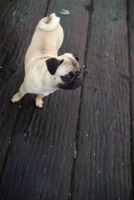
46;58;59;75
46;58;64;75
75;56;79;61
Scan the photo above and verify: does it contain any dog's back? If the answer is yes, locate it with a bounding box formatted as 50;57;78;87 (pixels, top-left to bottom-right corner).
25;13;64;66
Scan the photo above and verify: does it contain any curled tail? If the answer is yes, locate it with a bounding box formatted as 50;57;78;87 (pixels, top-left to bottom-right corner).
38;13;60;32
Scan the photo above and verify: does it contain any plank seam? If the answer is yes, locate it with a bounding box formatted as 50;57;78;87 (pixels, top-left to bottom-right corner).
0;101;22;180
68;0;94;199
126;0;134;198
44;0;51;17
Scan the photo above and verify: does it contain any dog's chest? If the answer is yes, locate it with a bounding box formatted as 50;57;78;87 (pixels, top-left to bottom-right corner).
36;86;58;96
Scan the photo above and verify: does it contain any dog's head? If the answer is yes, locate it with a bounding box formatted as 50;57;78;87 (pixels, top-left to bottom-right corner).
46;53;81;90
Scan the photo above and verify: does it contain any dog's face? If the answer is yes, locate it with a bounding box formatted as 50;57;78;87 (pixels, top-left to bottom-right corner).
46;53;81;90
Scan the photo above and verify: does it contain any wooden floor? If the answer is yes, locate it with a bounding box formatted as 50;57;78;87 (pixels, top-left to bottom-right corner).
0;0;134;199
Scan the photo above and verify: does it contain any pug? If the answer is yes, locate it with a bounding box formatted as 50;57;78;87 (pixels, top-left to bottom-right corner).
11;13;81;108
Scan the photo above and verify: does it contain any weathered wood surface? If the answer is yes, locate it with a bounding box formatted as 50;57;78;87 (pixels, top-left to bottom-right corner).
129;0;134;196
0;0;90;199
72;0;132;199
0;0;134;199
0;0;50;174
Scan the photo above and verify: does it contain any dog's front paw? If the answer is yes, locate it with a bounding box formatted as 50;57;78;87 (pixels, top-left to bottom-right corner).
11;93;22;103
35;98;43;108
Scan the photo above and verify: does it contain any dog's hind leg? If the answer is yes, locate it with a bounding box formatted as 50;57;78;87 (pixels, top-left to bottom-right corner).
11;83;26;103
35;94;44;108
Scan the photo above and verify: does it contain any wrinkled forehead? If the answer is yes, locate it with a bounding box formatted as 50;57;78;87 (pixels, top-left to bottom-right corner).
61;61;79;75
64;56;80;71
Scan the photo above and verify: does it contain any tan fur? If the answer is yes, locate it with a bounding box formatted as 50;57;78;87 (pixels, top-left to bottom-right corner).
11;13;80;108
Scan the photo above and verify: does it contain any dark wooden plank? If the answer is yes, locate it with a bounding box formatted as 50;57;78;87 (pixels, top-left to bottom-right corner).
0;0;50;174
72;0;132;199
129;0;134;197
0;0;90;200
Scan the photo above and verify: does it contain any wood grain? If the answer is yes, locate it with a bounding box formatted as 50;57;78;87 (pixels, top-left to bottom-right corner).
72;0;132;199
0;0;90;199
129;0;134;197
0;0;50;175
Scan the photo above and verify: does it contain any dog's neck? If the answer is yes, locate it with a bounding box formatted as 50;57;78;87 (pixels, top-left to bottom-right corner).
32;53;58;61
43;53;58;60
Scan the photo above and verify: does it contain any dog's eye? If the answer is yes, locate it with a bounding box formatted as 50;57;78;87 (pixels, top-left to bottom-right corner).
65;72;74;80
61;72;74;81
65;74;72;80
